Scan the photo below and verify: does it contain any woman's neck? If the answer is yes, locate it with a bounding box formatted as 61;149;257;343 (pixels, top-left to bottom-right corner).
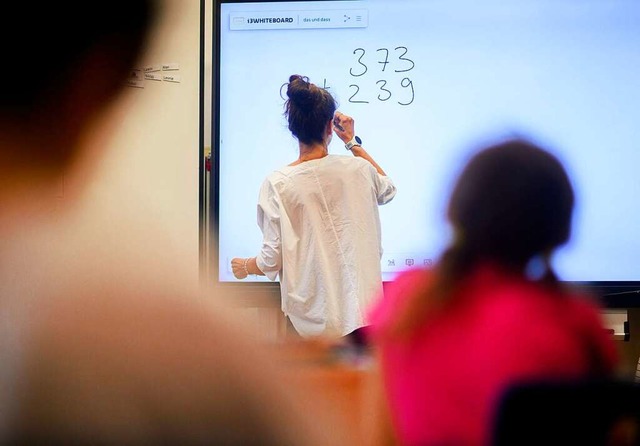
292;142;328;165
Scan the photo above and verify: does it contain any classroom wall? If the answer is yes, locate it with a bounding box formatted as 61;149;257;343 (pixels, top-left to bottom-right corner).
61;0;202;287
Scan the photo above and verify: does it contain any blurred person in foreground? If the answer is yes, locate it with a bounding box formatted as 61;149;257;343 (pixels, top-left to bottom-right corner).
365;139;618;446
0;2;345;444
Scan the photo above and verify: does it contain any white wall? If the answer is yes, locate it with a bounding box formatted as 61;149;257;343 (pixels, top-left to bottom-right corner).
64;0;202;287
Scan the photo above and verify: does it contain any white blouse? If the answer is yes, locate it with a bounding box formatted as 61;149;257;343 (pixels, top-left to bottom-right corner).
255;155;396;337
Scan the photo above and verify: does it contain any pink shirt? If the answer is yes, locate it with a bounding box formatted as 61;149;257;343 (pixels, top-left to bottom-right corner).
368;265;617;446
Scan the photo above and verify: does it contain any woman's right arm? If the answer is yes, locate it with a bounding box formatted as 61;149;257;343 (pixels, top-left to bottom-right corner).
333;111;396;204
333;111;388;176
351;145;388;176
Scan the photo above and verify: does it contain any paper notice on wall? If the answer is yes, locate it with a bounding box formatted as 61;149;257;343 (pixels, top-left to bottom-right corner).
144;72;163;81
163;74;181;83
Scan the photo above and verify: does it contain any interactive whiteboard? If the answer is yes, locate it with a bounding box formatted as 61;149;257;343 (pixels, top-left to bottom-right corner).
213;0;640;290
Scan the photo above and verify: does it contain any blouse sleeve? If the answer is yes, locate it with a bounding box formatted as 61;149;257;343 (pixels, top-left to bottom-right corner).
370;165;397;205
255;179;282;281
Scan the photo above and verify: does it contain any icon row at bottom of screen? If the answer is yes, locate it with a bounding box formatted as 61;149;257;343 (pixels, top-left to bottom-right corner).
382;256;433;271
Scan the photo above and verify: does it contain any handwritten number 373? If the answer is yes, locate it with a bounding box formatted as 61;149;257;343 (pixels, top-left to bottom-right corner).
349;47;415;76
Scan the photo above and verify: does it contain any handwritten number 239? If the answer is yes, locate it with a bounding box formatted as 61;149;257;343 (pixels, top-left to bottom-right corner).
348;78;414;106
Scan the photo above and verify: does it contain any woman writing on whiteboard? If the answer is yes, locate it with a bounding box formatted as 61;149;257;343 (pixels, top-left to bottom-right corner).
231;74;396;338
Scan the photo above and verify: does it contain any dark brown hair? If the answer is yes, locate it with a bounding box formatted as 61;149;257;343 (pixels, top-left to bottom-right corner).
0;1;158;116
284;75;336;145
392;139;575;335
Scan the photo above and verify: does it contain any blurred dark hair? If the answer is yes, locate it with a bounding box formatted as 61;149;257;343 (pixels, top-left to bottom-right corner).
0;1;159;116
284;75;336;145
390;139;575;336
446;139;574;270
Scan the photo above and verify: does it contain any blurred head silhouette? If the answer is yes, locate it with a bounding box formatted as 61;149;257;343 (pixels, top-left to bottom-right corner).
389;138;575;336
0;1;158;194
0;5;347;445
447;138;574;271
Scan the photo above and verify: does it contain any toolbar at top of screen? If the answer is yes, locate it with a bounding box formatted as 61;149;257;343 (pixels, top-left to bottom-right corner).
229;9;368;31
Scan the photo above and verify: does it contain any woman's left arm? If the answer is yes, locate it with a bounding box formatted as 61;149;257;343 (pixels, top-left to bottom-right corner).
231;257;265;279
231;180;282;280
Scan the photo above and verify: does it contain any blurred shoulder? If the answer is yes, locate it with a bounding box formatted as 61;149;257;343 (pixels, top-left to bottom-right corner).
387;267;434;298
368;267;432;329
20;279;332;445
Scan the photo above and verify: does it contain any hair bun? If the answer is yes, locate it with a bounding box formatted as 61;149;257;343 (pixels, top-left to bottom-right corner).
287;75;315;111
